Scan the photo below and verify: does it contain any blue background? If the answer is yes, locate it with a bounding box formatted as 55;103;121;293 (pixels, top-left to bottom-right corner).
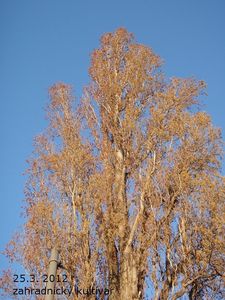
0;0;225;298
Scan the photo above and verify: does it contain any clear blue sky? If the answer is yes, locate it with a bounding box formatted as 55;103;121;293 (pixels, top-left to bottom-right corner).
0;0;225;290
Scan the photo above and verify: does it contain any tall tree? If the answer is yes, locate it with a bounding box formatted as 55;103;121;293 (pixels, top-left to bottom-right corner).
1;28;224;300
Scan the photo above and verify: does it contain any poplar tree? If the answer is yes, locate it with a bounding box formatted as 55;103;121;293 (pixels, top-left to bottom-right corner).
1;28;224;300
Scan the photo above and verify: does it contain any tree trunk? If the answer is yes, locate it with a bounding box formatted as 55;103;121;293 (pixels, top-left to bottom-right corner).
120;252;139;300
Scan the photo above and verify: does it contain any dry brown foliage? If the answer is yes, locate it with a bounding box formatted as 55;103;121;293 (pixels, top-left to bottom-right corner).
1;28;224;300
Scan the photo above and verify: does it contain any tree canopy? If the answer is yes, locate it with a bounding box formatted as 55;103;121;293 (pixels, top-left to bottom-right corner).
1;28;225;300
